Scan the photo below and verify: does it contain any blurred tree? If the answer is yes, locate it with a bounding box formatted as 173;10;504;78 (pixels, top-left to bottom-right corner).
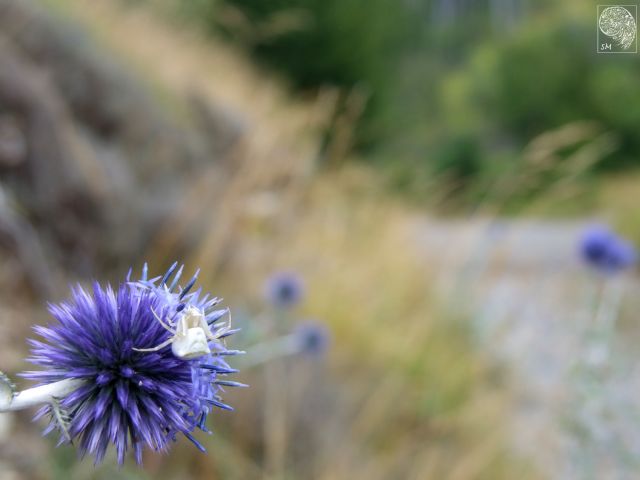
183;0;640;206
184;0;415;149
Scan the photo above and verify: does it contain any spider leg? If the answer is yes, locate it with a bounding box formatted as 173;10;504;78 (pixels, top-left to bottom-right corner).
177;317;188;336
205;328;219;342
219;309;233;336
201;315;224;341
133;337;174;352
206;308;234;342
151;306;176;333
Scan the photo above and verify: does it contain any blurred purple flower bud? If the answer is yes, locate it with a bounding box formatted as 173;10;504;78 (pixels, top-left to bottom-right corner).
580;224;637;273
294;321;331;357
264;271;305;308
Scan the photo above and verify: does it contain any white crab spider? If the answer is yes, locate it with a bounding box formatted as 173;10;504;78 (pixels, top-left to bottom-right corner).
133;305;230;360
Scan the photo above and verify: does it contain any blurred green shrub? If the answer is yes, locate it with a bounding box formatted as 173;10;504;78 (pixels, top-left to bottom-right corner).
381;14;640;208
181;0;640;207
476;19;640;171
480;23;591;139
184;0;413;148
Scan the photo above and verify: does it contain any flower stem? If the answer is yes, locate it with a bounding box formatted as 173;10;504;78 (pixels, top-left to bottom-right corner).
239;334;299;368
0;378;84;412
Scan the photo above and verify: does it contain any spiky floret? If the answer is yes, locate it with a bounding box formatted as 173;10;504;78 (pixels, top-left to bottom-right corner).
23;264;242;464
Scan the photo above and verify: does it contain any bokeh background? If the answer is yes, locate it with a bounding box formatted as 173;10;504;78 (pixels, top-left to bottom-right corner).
0;0;639;478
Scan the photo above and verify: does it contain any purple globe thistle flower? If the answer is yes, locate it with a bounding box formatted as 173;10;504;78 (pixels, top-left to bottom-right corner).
293;322;331;357
580;225;637;274
17;263;244;465
263;271;305;309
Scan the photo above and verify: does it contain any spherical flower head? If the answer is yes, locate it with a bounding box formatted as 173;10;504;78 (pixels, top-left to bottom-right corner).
580;224;637;273
23;264;242;465
264;271;305;309
581;225;611;266
294;321;331;357
608;238;637;270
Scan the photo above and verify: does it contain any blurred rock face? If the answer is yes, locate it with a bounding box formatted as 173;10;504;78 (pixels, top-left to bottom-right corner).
0;115;26;167
0;0;248;289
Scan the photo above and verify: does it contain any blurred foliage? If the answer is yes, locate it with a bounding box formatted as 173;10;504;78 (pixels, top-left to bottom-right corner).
181;0;413;150
221;170;536;478
2;0;610;476
475;20;640;170
178;0;640;209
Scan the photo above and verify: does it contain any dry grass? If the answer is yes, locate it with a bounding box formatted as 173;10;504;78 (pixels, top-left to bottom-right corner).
161;167;537;480
16;167;538;480
19;1;541;478
43;0;334;180
594;172;640;240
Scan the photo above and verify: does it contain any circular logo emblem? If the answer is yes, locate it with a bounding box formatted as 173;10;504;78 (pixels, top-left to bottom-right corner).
599;6;636;50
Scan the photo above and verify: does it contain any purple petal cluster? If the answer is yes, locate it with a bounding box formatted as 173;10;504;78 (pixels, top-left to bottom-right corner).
580;224;637;274
264;271;305;309
23;263;241;464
